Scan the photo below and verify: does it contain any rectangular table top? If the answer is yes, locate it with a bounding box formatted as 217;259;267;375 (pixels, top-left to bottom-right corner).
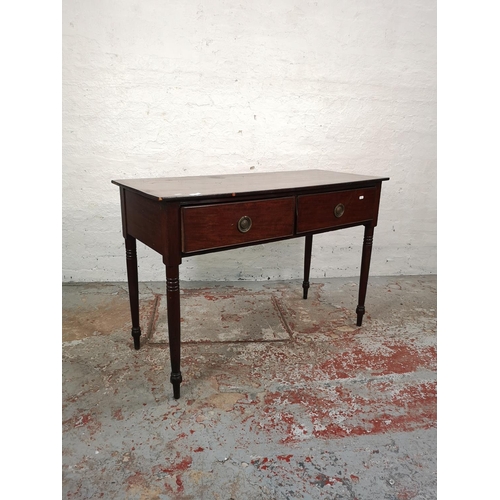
111;169;389;202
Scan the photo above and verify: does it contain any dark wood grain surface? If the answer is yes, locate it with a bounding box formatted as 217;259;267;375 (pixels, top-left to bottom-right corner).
297;187;378;234
112;169;389;201
181;197;295;253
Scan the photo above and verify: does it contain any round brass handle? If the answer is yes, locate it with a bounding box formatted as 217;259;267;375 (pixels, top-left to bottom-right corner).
334;203;345;218
237;215;252;233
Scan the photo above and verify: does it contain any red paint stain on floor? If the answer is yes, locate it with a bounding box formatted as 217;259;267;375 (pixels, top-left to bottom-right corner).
251;457;270;470
320;342;436;379
160;455;192;475
63;413;102;436
175;475;184;493
126;471;145;489
112;409;123;420
74;414;92;427
261;380;436;440
313;473;343;487
258;408;310;444
396;485;420;499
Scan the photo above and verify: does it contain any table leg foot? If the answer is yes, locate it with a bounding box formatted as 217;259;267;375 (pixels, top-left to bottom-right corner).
302;282;310;299
356;306;365;327
170;372;183;399
132;326;141;350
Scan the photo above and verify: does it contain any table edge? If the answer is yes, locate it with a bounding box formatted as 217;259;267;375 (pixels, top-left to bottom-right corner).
111;173;390;203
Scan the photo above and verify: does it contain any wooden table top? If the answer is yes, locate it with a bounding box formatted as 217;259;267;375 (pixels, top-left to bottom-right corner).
112;169;389;202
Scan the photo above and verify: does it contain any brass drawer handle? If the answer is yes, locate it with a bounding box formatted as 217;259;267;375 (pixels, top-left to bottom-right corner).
334;203;345;218
237;215;252;233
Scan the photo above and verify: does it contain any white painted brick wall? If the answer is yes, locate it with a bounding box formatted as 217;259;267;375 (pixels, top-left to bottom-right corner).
62;0;436;282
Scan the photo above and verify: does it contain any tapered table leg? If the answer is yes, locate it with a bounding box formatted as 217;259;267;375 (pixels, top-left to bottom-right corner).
356;224;374;327
125;236;141;350
166;265;182;399
302;234;313;299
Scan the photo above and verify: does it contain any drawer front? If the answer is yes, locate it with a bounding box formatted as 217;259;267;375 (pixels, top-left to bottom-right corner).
297;188;377;233
182;197;295;253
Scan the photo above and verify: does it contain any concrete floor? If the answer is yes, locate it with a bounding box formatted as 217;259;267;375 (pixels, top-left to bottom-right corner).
62;275;437;500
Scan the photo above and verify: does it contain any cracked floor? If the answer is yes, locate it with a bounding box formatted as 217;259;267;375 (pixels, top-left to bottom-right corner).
62;275;437;499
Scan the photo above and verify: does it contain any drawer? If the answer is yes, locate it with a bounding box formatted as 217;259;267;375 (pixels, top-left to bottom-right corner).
182;197;295;253
297;188;377;233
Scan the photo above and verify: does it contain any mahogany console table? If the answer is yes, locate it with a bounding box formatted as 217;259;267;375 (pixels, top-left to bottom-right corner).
112;169;389;399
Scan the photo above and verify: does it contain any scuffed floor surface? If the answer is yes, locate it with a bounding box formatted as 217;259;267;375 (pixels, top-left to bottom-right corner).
62;276;436;500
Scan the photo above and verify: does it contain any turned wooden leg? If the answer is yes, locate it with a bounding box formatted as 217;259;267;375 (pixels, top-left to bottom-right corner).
302;234;313;299
166;265;182;399
356;224;374;327
125;235;141;350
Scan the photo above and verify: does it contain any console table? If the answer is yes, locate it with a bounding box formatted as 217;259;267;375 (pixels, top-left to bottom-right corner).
112;169;389;399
